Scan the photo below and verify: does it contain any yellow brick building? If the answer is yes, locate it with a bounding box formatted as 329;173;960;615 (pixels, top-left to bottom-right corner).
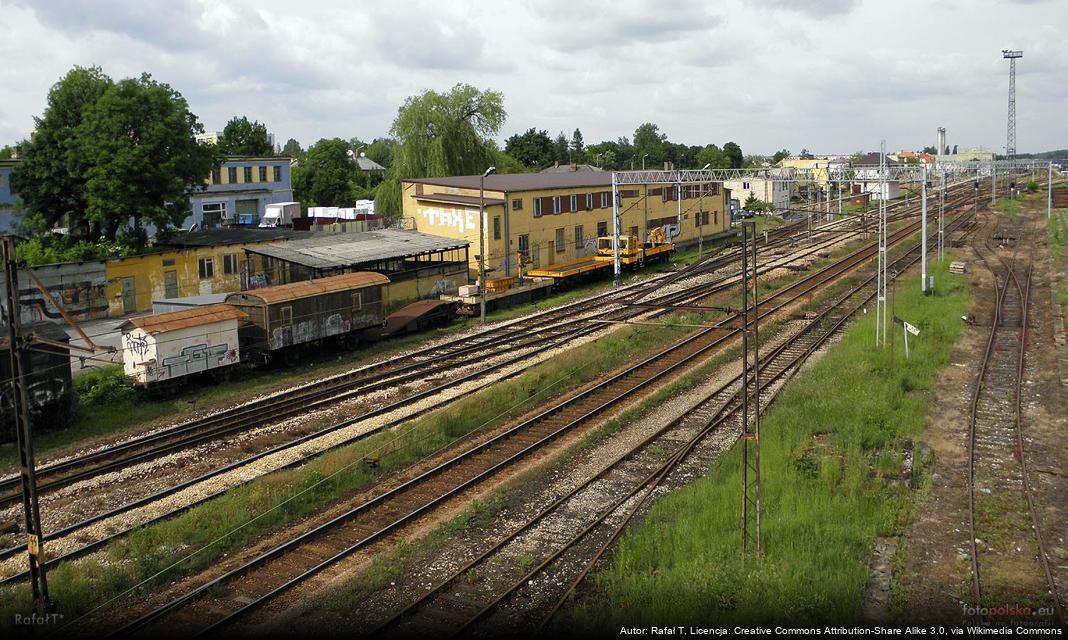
401;171;730;277
104;231;295;316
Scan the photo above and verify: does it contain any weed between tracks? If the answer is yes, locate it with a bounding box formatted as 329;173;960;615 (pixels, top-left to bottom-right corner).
558;258;969;628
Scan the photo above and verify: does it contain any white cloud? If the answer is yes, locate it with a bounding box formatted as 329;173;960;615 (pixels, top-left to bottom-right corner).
0;0;1065;155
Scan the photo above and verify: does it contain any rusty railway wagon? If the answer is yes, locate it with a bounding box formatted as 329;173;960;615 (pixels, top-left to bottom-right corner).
224;272;390;364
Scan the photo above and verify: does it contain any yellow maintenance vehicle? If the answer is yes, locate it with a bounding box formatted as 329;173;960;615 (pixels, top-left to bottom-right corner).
528;227;674;281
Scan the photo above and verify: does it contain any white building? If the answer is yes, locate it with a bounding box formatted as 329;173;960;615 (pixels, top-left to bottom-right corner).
724;175;793;212
852;153;902;201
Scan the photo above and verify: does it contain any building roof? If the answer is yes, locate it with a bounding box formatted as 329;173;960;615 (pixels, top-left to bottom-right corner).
539;163;605;173
355;156;386;171
243;228;469;270
414;193;507;208
854;152;902;166
155;227;310;248
120;304;247;334
406;171;618;193
228;272;390;305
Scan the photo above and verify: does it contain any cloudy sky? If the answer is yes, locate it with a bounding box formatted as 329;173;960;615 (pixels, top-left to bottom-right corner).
1;0;1065;156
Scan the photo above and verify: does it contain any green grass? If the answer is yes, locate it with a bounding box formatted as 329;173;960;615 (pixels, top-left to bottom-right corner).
995;196;1021;221
558;257;970;629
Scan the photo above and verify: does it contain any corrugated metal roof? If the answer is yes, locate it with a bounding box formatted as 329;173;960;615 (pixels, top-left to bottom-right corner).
120;304;248;335
243;228;468;270
155;228;310;248
228;271;390;305
406;172;616;193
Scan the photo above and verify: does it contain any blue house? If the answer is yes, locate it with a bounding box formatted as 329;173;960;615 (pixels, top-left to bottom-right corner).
184;156;295;229
0;159;19;232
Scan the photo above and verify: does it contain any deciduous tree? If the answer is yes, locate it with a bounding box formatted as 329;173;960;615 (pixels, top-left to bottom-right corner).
292;138;361;207
504;128;554;168
376;84;506;220
217;116;273;156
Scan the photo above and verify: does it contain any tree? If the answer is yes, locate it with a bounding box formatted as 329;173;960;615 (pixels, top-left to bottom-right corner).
75;73;218;243
696;144;730;170
0;145;14;160
921;146;937;155
281;138;303;159
553;131;570;164
364;137;394;168
771;149;791;164
952;144;958;155
633;122;667;167
376;84;506;220
12;66;114;238
570;128;585;163
744;193;768;212
217;116;273;156
292;138;361;207
504;128;554;168
722;141;744;169
799;148;815;160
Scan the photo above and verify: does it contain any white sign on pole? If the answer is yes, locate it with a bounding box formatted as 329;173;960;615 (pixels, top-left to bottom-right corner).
903;321;920;336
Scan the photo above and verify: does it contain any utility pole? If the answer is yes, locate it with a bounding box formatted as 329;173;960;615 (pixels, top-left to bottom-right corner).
740;221;761;557
1049;162;1054;220
875;141;889;348
2;235;51;614
992;162;997;206
921;163;928;293
938;168;946;262
612;172;622;286
478;166;495;324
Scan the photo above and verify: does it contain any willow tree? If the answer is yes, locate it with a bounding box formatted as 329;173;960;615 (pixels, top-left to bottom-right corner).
375;84;506;221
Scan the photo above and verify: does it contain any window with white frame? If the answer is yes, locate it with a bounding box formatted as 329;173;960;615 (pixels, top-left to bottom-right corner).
202;202;227;227
533;198;542;217
552;196;561;214
570;194;578;211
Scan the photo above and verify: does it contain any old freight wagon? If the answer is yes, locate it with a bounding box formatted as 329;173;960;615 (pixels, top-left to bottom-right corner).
224;272;389;361
119;304;247;388
1;322;75;436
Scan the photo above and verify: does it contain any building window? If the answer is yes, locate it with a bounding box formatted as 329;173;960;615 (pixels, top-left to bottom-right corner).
162;258;175;267
600;192;609;208
533;198;542;217
198;257;214;279
493;216;501;240
743;181;751;190
570;194;578;212
280;306;293;325
202;202;226;227
223;253;239;275
352;292;362;310
243;166;253;183
552;196;561;214
597;221;607;237
585;193;593;210
555;228;565;252
259;166;268;182
511;198;522;210
574;225;583;252
211;167;221;184
227;167;237;183
272;166;282;182
518;234;529;257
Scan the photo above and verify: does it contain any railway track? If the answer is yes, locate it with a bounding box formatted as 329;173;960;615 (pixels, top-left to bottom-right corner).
966;211;1065;625
369;226;949;637
103;209;960;636
0;186;981;584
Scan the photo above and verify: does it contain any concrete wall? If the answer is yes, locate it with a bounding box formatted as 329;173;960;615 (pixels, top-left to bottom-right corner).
0;260;109;325
402;181;729;277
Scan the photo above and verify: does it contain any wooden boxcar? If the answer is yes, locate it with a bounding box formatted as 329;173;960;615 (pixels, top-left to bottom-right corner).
1;321;75;437
119;304;247;388
225;272;389;361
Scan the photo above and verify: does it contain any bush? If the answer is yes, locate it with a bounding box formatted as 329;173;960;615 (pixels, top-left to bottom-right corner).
14;234;137;266
75;366;135;408
1026;180;1039;193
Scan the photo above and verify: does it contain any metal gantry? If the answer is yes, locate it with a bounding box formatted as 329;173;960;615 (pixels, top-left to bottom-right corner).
875;141;890;347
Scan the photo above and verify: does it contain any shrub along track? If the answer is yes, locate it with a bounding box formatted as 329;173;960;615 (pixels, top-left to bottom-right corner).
0;211;886;583
102;207;967;637
966;210;1065;624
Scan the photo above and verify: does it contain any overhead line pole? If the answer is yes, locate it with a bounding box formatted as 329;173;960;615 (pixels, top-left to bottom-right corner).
2;235;52;615
612;172;621;286
921;163;928;293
